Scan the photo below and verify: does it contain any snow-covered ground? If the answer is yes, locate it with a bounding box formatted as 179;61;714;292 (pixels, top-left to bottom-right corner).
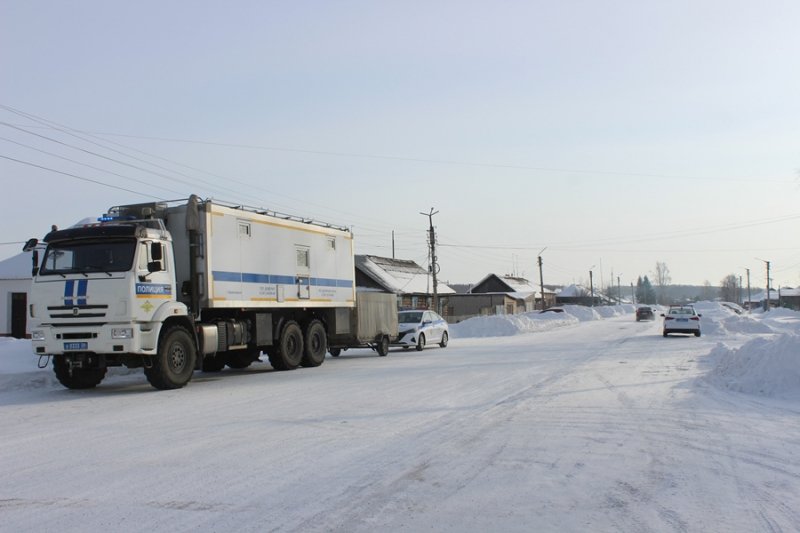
1;303;799;531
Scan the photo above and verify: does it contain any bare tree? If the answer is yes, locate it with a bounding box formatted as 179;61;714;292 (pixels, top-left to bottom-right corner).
654;261;671;304
720;274;738;302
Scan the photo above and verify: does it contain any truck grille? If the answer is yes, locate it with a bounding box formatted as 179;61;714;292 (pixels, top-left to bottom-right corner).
47;304;108;319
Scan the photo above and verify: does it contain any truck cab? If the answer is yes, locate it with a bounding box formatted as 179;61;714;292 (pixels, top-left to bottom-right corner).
28;216;190;389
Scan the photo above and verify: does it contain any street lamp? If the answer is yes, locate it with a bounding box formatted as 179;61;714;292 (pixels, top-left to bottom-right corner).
589;264;596;307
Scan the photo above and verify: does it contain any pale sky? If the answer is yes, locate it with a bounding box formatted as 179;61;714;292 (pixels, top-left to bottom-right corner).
2;1;799;289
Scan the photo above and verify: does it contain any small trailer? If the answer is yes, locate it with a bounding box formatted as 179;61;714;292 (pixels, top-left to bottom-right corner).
327;291;398;357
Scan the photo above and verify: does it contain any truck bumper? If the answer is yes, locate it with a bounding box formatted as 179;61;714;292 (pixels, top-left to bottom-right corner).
31;323;160;356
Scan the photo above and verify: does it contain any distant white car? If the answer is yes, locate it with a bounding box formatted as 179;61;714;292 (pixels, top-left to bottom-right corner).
662;305;702;337
395;310;449;351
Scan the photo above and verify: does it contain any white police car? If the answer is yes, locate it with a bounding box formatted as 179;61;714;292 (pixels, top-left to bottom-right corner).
395;310;449;351
661;305;702;337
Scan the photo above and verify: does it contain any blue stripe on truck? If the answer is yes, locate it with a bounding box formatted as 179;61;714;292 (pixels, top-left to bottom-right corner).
212;271;353;288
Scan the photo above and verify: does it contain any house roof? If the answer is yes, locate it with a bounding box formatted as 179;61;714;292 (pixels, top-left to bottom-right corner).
557;284;592;297
0;253;33;280
471;273;556;297
355;255;455;295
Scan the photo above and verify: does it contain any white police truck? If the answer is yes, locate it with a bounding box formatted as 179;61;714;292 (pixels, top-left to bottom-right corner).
25;196;394;390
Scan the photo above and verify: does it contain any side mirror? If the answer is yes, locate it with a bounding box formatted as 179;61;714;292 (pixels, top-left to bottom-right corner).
23;238;38;252
697;314;702;317
147;261;163;273
660;313;665;317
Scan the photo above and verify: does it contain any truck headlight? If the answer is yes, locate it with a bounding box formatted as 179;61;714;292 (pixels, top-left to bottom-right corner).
111;328;134;339
31;330;45;341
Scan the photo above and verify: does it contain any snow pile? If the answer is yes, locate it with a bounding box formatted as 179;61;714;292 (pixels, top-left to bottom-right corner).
761;307;800;320
560;305;601;322
594;304;635;318
720;315;775;335
450;305;632;338
0;337;37;374
0;338;58;391
450;312;578;338
688;301;774;336
704;335;800;399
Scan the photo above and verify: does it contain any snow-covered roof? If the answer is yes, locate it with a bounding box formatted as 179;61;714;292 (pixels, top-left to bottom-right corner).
747;289;783;302
557;284;591;298
471;274;556;296
499;276;537;293
355;255;455;295
0;253;33;280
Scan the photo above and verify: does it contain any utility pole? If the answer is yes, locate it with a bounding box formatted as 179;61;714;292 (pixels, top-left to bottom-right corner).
765;261;771;311
617;275;621;305
538;247;547;310
589;270;594;307
630;282;635;305
755;259;771;311
746;268;751;313
420;208;439;312
766;261;771;311
392;230;395;259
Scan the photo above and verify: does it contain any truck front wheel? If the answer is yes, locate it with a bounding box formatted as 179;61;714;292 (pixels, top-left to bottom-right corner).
53;356;107;389
145;326;197;390
268;321;304;370
301;320;327;367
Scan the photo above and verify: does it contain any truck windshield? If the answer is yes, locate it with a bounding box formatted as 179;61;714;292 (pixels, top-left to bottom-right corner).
40;240;136;275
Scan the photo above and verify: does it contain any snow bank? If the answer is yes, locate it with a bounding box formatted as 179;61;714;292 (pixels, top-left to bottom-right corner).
685;301;776;337
450;305;631;338
704;335;800;400
0;337;37;374
720;315;774;335
559;305;600;322
450;312;578;338
0;338;60;391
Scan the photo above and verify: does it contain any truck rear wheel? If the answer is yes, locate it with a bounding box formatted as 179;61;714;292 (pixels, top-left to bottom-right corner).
145;326;197;390
53;356;107;389
301;320;327;367
268;321;303;370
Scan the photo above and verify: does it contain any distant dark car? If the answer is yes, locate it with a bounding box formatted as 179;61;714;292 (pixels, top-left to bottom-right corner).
539;307;565;314
636;306;655;321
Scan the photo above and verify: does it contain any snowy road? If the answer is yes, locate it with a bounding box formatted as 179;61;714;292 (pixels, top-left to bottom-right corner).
2;313;799;532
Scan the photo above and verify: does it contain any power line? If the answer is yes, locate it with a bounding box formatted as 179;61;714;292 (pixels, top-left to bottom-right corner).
2;115;793;184
0;121;213;193
0;154;157;198
0;135;185;196
0;105;424;235
437;213;800;252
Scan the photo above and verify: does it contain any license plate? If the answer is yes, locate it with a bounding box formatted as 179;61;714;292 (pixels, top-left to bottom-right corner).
677;318;688;323
64;342;88;350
